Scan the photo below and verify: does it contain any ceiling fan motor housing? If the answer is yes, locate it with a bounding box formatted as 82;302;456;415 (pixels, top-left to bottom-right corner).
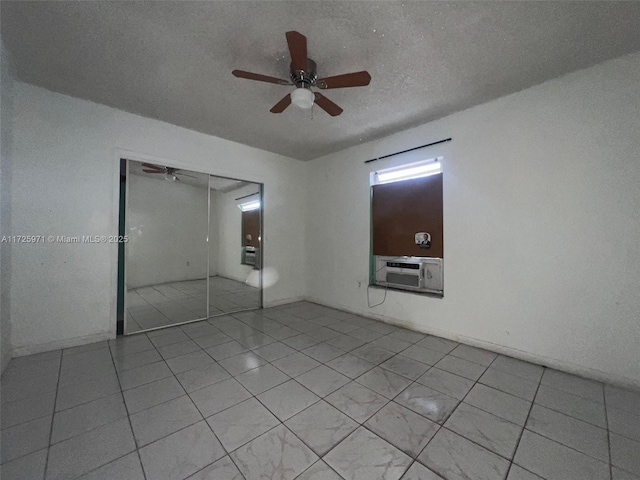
290;59;318;88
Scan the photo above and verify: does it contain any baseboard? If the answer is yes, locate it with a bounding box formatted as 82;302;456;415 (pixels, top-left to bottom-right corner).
264;295;306;309
128;276;208;290
304;295;640;391
1;350;11;374
11;331;115;358
215;273;250;284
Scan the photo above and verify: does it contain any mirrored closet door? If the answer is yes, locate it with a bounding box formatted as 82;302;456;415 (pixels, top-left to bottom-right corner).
208;176;262;316
123;160;262;334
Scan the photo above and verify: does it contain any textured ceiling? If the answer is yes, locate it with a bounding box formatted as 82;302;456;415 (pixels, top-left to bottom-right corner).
3;1;640;161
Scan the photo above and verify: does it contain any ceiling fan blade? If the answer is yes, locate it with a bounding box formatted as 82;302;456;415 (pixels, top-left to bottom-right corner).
177;173;198;179
142;169;164;174
232;70;291;85
286;31;308;72
316;71;372;89
314;93;343;116
141;163;165;171
270;94;292;113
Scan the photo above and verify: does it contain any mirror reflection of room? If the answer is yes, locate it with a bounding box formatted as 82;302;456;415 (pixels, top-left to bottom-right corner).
124;161;263;334
208;176;261;316
125;161;210;333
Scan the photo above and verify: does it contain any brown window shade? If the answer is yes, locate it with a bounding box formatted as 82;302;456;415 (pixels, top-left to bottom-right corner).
372;173;443;258
242;210;260;247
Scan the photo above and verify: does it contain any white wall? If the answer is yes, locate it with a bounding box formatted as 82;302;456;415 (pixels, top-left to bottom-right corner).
9;82;307;356
214;184;259;283
126;173;208;288
0;42;14;372
305;52;640;388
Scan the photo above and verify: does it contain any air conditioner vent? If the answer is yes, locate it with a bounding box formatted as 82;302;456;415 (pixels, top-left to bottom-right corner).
386;272;420;287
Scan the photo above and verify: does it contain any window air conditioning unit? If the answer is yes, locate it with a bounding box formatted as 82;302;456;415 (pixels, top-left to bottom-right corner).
375;256;443;294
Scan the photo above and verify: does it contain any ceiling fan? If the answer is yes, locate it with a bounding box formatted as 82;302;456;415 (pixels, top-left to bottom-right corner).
141;163;197;182
232;31;371;116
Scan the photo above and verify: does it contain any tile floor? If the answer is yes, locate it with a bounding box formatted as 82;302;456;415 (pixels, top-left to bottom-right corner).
1;301;639;480
127;276;260;332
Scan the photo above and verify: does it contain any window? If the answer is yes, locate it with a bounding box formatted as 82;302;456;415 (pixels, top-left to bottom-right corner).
370;158;444;295
371;158;442;185
239;200;260;211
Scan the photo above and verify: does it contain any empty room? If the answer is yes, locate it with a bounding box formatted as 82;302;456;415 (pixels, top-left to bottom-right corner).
1;2;639;480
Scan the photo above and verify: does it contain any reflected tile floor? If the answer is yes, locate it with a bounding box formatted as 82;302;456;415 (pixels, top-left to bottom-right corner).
2;301;640;480
126;276;260;333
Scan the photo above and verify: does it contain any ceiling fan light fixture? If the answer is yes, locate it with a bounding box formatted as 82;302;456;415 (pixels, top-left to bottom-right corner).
164;174;177;182
291;87;314;109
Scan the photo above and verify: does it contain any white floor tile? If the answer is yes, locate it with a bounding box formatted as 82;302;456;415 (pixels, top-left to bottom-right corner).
445;403;522;458
207;398;279;451
46;418;136;480
419;428;509;480
365;402;439;458
526;404;609;462
130;395;202;446
3;301;638;480
285;401;357;456
324;427;411;480
139;421;225;480
231;424;318;480
257;380;320;421
513;430;610;480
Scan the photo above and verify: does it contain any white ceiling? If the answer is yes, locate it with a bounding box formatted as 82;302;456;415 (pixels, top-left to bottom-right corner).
3;1;640;161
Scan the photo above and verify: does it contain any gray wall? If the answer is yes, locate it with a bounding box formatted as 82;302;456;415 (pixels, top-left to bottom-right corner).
126;173;209;289
1;41;14;372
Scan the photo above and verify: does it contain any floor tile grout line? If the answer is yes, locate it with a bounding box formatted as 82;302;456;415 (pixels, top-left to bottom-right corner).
518;383;614;466
107;339;149;480
529;398;610;431
603;385;614;480
440;352;540;425
503;364;546;479
42;350;63;480
119;331;245;479
182;372;240;442
406;350;491;470
45;395;130;448
408;349;566;474
411;363;535;477
222;452;249;480
519;425;614;466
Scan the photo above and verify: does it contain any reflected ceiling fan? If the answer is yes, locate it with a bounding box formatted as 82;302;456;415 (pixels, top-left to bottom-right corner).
141;163;197;182
232;31;371;116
